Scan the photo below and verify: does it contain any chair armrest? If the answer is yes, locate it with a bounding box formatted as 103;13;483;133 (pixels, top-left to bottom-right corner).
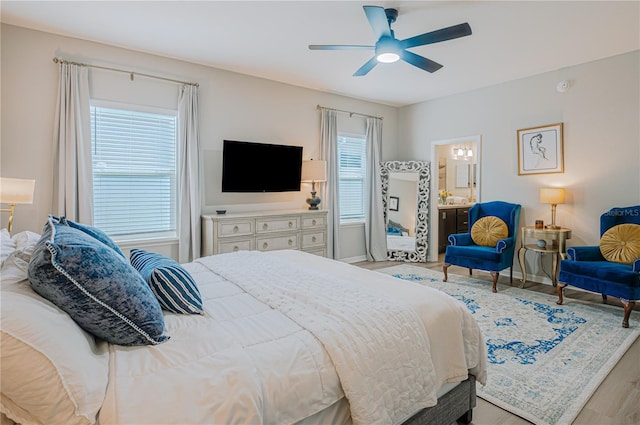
566;246;605;261
633;258;640;273
496;236;515;253
448;233;473;246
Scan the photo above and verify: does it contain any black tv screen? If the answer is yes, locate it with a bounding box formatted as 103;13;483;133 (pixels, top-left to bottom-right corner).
222;140;303;192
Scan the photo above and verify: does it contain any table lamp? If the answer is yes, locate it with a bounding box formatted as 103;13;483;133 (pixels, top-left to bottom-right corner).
301;160;327;210
0;177;36;232
539;187;565;229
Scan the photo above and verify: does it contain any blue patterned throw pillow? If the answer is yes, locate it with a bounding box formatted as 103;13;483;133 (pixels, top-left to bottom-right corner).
130;249;204;315
57;216;126;258
28;216;168;346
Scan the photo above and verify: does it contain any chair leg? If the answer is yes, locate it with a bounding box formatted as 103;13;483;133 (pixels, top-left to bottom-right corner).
490;272;499;293
602;294;608;303
468;268;473;276
622;301;635;329
556;283;565;305
509;266;513;283
443;264;450;282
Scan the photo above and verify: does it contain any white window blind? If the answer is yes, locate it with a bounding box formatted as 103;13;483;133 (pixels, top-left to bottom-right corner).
90;105;177;239
338;135;366;221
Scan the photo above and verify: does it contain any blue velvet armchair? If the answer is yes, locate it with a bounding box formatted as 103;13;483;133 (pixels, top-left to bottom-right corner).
558;205;640;328
443;201;522;293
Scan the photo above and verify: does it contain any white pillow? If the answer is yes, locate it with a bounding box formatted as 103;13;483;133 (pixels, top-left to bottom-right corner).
12;230;40;251
1;231;41;286
0;229;15;266
0;281;109;425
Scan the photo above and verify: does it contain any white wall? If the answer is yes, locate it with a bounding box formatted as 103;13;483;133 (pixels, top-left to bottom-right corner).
1;23;399;260
399;51;640;279
3;23;638;269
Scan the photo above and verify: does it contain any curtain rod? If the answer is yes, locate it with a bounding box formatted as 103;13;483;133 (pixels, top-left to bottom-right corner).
316;104;383;120
52;57;199;87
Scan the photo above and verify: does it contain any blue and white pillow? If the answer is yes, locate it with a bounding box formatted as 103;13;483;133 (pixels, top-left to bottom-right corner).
28;216;168;346
130;249;204;315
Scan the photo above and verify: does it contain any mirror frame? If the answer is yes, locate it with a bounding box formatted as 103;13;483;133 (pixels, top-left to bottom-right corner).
381;160;430;262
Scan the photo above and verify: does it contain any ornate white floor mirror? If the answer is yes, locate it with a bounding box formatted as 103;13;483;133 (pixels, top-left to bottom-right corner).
380;160;430;262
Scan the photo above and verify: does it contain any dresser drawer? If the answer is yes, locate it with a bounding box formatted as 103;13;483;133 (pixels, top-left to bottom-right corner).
256;234;299;252
216;238;254;254
217;220;254;237
302;215;326;229
256;217;300;234
457;208;470;216
301;231;326;248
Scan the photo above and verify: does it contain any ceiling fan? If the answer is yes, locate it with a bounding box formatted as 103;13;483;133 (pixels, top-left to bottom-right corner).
309;5;472;76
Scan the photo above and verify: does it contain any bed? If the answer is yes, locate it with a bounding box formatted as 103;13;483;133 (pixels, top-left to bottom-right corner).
387;219;416;251
1;218;486;425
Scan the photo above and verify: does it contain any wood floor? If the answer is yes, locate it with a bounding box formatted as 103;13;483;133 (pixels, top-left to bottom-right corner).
354;258;640;425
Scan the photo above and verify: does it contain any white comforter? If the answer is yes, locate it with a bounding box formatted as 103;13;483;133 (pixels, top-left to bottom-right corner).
99;250;486;425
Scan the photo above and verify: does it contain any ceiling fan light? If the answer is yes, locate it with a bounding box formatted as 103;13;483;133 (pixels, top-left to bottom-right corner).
375;37;400;63
377;52;400;63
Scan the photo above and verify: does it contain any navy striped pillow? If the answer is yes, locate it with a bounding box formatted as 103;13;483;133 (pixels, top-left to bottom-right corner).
130;249;204;315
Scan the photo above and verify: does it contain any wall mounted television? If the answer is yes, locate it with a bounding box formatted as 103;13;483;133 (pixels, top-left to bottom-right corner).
221;140;303;193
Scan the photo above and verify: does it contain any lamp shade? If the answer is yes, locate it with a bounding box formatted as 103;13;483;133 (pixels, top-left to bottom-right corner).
0;177;35;204
301;160;327;182
539;187;565;204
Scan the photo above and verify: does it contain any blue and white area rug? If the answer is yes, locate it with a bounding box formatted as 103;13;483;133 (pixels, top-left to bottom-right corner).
378;264;640;425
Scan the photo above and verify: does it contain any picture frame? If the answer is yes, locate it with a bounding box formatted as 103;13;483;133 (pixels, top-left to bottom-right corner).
389;196;399;211
517;123;564;175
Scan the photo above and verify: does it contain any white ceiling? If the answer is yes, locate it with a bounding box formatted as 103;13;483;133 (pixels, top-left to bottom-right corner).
2;1;638;107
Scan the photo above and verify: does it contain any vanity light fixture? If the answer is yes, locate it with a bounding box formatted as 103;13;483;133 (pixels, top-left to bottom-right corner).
0;177;36;232
453;147;473;160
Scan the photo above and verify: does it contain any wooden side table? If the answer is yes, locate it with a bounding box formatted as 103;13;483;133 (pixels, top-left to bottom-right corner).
518;226;572;287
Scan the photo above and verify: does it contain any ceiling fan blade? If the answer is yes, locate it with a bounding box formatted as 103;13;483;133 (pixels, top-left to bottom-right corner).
309;44;374;51
400;23;472;49
353;57;378;77
400;50;443;73
363;5;391;39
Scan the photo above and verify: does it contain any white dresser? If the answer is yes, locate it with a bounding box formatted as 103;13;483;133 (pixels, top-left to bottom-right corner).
201;210;327;257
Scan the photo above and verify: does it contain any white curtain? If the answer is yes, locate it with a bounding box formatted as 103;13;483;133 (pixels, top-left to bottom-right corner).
320;108;340;260
178;85;201;263
52;62;93;222
364;117;387;261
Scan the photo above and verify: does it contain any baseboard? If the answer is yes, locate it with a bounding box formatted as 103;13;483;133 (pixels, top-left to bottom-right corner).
340;255;367;264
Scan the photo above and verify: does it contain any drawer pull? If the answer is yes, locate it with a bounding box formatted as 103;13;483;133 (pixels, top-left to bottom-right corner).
263;223;268;230
233;225;239;233
312;236;317;242
263;242;268;249
312;219;316;226
288;239;293;246
288;221;293;228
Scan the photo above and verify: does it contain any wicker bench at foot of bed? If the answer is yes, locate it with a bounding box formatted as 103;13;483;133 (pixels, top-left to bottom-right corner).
403;375;476;425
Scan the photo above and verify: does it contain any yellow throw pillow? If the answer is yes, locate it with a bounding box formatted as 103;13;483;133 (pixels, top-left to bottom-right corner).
471;216;509;247
599;223;640;264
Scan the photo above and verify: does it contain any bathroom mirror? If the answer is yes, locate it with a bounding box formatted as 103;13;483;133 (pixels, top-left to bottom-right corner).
381;160;430;262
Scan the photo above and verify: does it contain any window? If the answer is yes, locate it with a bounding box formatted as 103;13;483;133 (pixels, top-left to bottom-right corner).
90;104;178;240
337;135;366;221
